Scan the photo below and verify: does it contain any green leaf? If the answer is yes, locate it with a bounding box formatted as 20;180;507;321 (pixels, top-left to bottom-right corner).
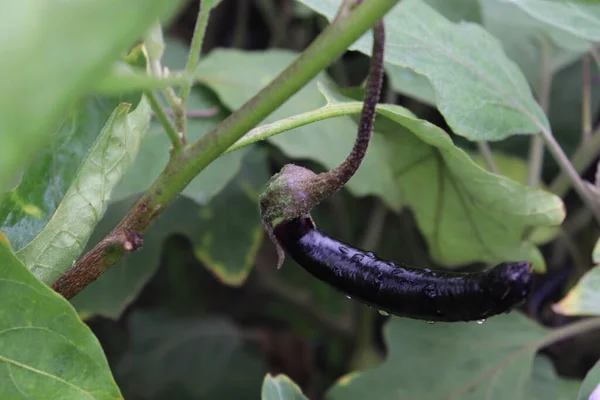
116;311;255;399
525;356;581;400
191;148;268;285
195;48;402;211
327;313;548;400
553;266;600;316
320;83;564;270
0;241;121;399
113;38;244;205
579;359;600;400
481;0;593;95
261;374;308;400
423;0;481;23
509;0;600;41
17;98;151;285
0;94;133;250
73;148;268;318
297;0;549;141
0;0;182;192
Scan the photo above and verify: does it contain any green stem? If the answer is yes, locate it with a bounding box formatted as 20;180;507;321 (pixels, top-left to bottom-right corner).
535;317;600;350
180;0;211;104
477;142;498;174
527;36;553;188
51;0;402;299
145;90;182;151
550;127;600;197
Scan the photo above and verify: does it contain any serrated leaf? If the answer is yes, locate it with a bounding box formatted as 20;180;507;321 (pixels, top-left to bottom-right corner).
72;148;268;318
554;266;600;316
116;311;247;399
0;0;181;192
319;83;564;270
509;0;600;41
525;355;581;400
327;313;547;400
580;359;600;400
261;374;308;400
17;98;151;285
0;95;134;250
0;242;121;399
113;38;244;205
195;48;402;211
297;0;549;141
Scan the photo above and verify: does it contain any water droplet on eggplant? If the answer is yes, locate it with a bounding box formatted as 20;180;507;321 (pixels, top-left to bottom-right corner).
346;295;352;300
477;319;486;325
365;252;376;258
378;310;389;316
338;246;349;255
351;253;365;262
426;320;436;324
424;285;437;298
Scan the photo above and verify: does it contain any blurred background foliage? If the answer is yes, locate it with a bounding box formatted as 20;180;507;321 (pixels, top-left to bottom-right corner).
2;0;600;399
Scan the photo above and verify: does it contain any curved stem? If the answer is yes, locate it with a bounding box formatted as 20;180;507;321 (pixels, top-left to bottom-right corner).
477;142;498;174
51;0;401;299
146;90;182;152
180;0;210;104
314;19;385;194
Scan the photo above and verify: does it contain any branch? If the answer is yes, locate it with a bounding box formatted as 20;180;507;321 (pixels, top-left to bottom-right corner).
51;0;401;299
146;89;182;152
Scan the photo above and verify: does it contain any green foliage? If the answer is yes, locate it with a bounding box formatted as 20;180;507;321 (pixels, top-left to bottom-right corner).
261;374;309;400
554;266;600;316
17;99;151;285
0;243;121;399
0;0;181;192
579;359;600;400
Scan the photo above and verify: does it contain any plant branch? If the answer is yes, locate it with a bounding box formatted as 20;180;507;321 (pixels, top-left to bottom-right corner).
154;106;220;119
180;0;211;104
51;0;401;299
527;36;553;188
582;54;592;144
549;125;600;198
477;142;498;174
146;90;182;151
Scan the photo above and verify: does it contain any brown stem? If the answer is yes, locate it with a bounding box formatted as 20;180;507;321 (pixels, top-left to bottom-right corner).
314;19;385;194
51;230;143;299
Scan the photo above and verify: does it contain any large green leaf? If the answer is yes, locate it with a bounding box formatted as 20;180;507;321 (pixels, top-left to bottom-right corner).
195;48;402;211
116;311;264;399
553;266;600;316
525;356;581;400
320;84;564;270
509;0;600;41
481;0;593;95
0;95;132;250
113;38;245;205
17;98;151;285
579;359;600;400
297;0;548;141
0;0;181;193
327;313;548;400
261;374;308;400
72;148;268;318
0;242;121;399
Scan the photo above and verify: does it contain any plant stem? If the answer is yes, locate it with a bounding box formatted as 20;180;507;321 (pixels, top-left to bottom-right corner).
477;142;498;174
527;36;553;188
146;90;182;151
52;0;401;299
536;317;600;350
155;107;220;119
180;0;211;104
582;54;592;144
549;126;600;197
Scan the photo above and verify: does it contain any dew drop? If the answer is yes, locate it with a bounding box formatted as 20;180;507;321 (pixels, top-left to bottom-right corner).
346;295;352;300
365;252;376;259
378;310;390;316
338;246;349;255
477;319;486;325
426;320;436;325
424;285;437;299
386;261;396;267
423;268;432;273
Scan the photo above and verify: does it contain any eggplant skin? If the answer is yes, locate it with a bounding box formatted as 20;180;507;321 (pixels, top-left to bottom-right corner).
273;217;533;322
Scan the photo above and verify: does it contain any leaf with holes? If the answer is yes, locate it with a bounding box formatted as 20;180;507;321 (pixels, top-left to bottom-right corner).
17;98;151;285
261;374;308;400
0;242;121;399
297;0;549;141
327;313;548;400
195;48;401;211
